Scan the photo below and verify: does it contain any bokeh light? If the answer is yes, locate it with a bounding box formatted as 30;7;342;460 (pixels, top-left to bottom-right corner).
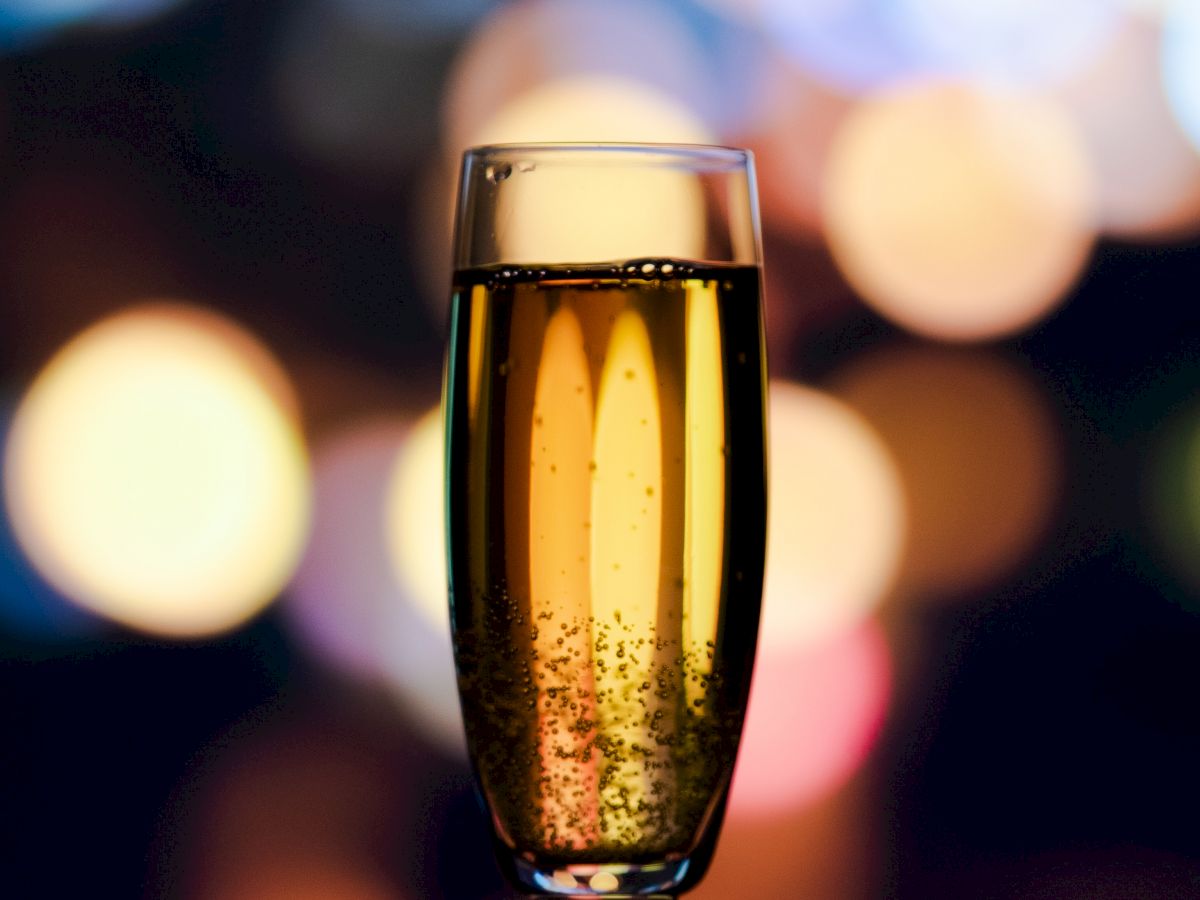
487;125;710;266
728;619;891;818
695;779;874;899
288;420;410;681
0;403;103;640
891;0;1123;88
382;404;470;751
465;75;712;151
1143;399;1200;605
172;712;418;900
0;0;186;49
4;2;1200;898
1057;19;1200;239
761;382;905;651
442;0;713;156
831;343;1062;600
385;406;449;636
1118;0;1175;20
289;416;464;754
422;72;712;317
734;52;855;238
460;78;712;271
1162;0;1200;156
428;0;715;310
691;0;762;27
199;863;401;900
4;304;310;638
756;0;1122;94
756;0;920;95
823;81;1095;341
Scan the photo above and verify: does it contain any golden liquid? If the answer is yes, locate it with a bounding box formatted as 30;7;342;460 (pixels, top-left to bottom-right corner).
444;260;766;868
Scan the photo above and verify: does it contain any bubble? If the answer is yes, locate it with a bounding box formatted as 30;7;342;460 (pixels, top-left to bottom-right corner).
486;162;513;183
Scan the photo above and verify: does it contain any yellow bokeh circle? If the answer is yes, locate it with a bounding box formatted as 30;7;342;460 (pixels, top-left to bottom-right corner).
4;304;310;638
823;81;1095;341
762;382;906;650
385;406;449;637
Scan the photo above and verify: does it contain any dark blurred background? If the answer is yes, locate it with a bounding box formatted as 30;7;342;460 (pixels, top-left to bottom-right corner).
1;0;1199;897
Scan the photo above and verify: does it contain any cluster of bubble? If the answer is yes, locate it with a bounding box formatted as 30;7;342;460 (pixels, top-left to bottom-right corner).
474;259;699;290
455;595;735;859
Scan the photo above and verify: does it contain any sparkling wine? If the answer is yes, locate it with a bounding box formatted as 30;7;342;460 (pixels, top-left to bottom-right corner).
444;259;766;884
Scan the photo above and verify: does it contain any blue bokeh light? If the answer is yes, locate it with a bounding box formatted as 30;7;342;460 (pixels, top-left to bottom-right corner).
893;0;1124;87
759;0;1125;93
0;0;186;50
1162;0;1200;154
757;0;922;95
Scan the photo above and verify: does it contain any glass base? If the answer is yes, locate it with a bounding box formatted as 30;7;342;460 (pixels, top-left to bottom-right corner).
510;857;690;897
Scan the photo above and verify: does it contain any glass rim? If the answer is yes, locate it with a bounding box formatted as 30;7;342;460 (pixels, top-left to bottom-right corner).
462;141;753;170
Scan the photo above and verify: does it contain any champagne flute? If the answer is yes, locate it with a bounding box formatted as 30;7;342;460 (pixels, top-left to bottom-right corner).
443;143;767;897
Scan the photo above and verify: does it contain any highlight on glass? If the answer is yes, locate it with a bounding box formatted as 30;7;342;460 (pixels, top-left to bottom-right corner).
443;144;767;897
